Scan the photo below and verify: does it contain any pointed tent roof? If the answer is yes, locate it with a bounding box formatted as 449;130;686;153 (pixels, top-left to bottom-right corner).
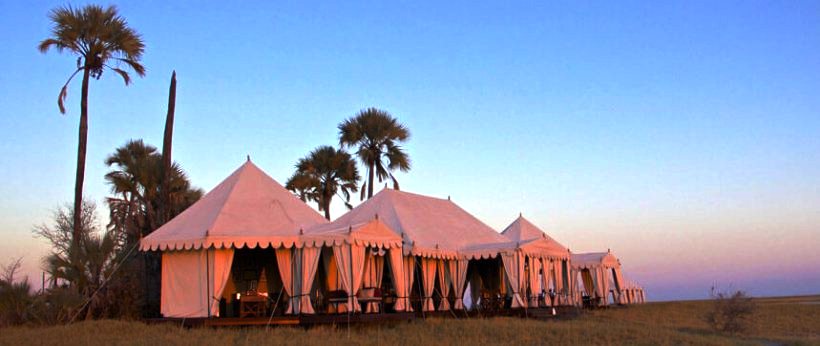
329;189;511;259
140;160;327;251
500;215;570;260
571;251;621;269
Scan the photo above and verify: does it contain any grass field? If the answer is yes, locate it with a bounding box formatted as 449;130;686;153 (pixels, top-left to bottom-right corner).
1;295;818;345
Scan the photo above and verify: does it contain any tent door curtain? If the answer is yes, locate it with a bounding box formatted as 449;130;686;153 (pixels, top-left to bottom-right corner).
613;267;625;304
502;252;526;308
421;257;437;311
362;248;385;313
161;248;234;318
333;245;366;312
553;260;565;306
388;249;407;311
581;269;594;297
299;247;321;314
528;257;541;307
403;255;416;312
451;259;468;310
275;248;295;314
437;259;451;311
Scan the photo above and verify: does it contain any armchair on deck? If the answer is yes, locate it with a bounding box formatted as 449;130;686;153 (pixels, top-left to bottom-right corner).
358;287;384;313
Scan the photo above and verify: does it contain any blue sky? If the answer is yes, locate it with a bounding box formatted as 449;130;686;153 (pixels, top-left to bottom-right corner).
1;1;819;300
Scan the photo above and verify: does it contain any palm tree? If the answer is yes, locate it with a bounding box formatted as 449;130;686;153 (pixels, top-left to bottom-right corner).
338;107;411;199
285;146;360;220
104;139;201;318
39;4;146;248
104;139;202;245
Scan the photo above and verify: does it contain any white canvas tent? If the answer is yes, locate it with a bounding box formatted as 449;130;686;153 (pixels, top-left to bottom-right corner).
619;278;646;304
140;160;327;317
571;251;627;306
326;189;522;311
500;215;572;307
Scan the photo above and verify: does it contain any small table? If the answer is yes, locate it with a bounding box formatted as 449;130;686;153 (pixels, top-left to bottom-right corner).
239;295;267;318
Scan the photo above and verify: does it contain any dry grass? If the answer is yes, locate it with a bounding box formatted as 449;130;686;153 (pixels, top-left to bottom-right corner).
1;296;818;346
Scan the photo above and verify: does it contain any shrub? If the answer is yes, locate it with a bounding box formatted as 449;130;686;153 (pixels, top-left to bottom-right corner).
0;258;34;327
704;287;756;334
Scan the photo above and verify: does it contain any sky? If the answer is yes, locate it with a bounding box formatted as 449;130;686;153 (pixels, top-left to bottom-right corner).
1;1;819;301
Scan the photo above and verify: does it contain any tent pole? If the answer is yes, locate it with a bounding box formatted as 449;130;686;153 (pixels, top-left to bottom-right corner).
206;247;211;318
347;241;353;338
416;256;425;318
401;241;407;311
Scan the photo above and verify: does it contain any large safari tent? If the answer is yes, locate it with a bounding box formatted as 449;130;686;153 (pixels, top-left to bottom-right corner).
141;161;645;320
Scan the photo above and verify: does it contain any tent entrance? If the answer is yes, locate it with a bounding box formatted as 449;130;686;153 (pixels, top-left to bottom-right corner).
219;248;286;318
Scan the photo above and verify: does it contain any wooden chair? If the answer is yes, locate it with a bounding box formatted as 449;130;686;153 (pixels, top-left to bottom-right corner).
325;290;348;314
479;290;503;313
358;287;384;313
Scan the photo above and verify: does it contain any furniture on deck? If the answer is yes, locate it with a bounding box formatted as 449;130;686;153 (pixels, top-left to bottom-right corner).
239;294;267;318
325;290;349;313
582;295;603;309
358;287;384;313
479;290;504;313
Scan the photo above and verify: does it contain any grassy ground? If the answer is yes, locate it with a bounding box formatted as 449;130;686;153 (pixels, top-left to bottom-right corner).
1;295;818;345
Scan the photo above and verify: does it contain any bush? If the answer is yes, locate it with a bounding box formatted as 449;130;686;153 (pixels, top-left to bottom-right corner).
0;258;35;327
705;287;756;334
28;287;85;325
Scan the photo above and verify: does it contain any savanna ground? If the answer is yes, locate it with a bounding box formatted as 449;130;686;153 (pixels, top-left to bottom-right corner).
1;295;818;345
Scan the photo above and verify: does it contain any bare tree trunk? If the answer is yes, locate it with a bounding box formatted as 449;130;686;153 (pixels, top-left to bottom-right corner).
160;71;176;226
323;193;332;220
367;162;375;199
73;67;90;248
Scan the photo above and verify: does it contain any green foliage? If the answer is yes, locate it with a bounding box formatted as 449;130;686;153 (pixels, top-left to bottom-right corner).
39;4;145;113
27;287;84;325
338;108;410;199
286;145;360;219
104;139;202;318
0;258;34;327
32;200;128;320
105;139;203;246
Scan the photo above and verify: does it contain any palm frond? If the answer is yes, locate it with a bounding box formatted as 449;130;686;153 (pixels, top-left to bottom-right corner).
109;67;131;85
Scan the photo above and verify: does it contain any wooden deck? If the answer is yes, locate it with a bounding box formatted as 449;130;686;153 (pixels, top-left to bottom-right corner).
146;307;580;328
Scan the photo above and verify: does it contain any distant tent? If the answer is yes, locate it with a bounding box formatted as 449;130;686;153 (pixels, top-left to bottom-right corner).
571;251;632;306
500;215;572;307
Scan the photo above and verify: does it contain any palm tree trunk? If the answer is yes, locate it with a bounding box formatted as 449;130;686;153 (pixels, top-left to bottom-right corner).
73;67;90;248
367;162;375;199
324;199;331;220
160;71;176;226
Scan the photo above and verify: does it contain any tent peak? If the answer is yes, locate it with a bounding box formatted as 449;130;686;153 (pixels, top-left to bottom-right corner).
247;154;251;162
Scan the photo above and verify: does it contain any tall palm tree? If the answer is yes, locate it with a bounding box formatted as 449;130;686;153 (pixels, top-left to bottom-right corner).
338;107;411;199
39;4;146;247
285;146;360;220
